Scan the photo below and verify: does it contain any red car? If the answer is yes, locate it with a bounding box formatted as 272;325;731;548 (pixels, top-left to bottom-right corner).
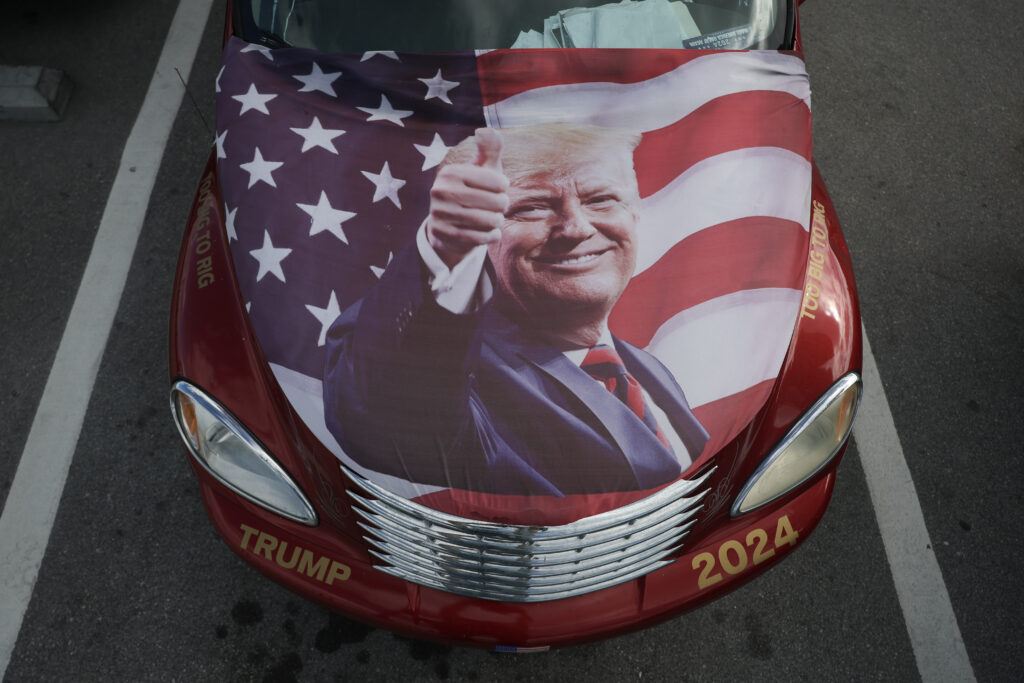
170;0;860;651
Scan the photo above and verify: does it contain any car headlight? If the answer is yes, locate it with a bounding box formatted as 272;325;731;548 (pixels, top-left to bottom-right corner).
170;381;317;525
731;373;861;516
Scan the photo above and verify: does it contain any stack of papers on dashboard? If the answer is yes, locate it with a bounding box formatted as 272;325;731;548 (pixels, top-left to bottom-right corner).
511;0;701;48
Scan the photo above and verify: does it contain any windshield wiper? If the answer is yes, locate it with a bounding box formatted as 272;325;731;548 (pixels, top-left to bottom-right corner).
255;29;291;49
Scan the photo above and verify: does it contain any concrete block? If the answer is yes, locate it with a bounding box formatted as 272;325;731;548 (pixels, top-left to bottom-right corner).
0;66;73;121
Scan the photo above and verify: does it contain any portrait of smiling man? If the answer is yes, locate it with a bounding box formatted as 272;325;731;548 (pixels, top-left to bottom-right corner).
323;123;709;496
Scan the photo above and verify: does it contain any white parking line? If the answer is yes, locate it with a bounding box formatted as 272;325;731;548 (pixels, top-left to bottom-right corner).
855;327;976;683
0;0;214;675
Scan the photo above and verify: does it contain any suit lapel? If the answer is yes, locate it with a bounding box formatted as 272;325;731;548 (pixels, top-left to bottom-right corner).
614;339;690;421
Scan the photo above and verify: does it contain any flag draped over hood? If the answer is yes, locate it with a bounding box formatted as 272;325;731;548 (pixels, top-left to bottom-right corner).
214;37;812;523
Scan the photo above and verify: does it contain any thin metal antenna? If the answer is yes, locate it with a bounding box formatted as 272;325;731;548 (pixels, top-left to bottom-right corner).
174;67;212;136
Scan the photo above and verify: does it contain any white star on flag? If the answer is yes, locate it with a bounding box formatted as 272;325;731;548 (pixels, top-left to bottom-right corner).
214;130;228;159
418;69;460;104
240;147;284;188
293;62;342;96
360;51;399;62
296;191;356;243
370;252;393;279
232;83;277;116
289;116;345;154
224;204;238;241
240;43;274;61
215;65;225;93
357;95;413;127
414;133;451;171
361;162;406;208
305;290;341;347
249;230;291;283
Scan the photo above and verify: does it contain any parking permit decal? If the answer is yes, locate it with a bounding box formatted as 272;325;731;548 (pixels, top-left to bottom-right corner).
239;524;351;585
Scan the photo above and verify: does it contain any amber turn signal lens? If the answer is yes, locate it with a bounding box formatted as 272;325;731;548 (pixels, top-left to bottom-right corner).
176;393;200;450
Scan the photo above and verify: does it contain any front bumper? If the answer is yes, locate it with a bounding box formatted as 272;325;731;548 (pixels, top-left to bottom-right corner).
191;453;838;649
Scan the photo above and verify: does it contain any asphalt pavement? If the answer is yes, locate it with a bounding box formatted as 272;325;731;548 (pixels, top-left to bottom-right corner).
0;0;1021;680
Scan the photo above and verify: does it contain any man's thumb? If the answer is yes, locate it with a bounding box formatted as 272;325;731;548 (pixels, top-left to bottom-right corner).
474;128;503;170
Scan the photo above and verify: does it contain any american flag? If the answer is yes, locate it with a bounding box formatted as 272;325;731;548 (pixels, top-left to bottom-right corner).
215;38;812;517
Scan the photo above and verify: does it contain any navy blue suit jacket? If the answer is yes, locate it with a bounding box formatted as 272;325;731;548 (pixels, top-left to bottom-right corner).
322;245;709;496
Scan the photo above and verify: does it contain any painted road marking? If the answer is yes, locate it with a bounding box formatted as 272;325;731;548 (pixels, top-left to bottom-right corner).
0;0;214;674
855;327;976;683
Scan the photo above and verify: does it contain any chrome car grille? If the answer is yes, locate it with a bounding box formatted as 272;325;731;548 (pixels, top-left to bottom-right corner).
342;466;713;603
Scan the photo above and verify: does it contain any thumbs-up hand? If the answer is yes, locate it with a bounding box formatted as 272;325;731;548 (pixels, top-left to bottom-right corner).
474;128;504;171
426;128;510;269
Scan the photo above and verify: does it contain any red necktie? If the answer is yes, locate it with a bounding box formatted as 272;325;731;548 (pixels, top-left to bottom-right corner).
580;345;672;451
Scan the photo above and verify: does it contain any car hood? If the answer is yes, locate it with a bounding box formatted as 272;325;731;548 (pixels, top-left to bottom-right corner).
214;37;812;524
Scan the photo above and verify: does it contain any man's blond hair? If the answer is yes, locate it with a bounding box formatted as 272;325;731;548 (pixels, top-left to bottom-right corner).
442;123;642;191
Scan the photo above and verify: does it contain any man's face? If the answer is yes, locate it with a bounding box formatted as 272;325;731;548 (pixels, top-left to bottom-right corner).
487;151;639;321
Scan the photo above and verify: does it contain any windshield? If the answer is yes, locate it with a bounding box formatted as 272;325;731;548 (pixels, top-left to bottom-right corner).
242;0;793;52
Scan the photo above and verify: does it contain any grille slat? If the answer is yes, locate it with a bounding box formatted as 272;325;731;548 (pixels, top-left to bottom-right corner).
374;547;679;596
350;488;707;555
353;499;704;567
360;519;696;579
342;465;712;602
374;560;676;603
368;535;686;588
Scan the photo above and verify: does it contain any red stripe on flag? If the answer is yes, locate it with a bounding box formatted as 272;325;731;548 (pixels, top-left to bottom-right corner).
609;217;808;347
476;49;719;106
634;90;812;198
691;379;777;460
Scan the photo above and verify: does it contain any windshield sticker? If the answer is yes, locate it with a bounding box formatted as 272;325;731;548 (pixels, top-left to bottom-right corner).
683;26;752;50
215;39;812;523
